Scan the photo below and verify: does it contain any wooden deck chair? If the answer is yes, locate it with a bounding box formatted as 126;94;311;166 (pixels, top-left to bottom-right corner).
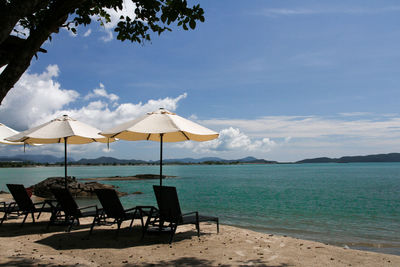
6;184;54;226
143;185;219;243
50;187;101;232
91;189;155;236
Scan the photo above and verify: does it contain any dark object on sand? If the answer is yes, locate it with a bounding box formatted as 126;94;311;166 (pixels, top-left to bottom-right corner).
50;187;102;232
4;184;54;226
91;189;156;235
0;200;18;225
31;177;127;198
143;185;219;243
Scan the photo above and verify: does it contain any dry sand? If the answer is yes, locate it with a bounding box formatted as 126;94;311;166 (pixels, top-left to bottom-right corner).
1;194;399;266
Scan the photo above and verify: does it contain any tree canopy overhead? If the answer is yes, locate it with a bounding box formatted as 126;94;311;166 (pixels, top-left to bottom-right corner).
0;0;204;104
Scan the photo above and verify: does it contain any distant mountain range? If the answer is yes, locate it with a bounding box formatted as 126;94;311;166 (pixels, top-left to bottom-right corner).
0;155;275;164
2;153;400;165
75;156;276;164
0;154;73;164
296;153;400;163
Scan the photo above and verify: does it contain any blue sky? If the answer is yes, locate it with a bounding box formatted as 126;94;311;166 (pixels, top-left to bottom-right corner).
2;0;400;162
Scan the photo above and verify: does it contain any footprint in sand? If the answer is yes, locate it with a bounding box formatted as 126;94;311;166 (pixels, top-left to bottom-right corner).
280;243;286;248
235;251;245;257
245;240;254;244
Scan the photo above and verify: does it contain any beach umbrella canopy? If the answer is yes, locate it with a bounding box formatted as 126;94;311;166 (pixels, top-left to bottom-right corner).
100;108;219;186
6;115;114;187
0;123;23;145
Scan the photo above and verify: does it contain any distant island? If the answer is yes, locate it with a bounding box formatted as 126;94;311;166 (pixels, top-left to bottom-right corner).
0;155;276;167
296;153;400;163
2;153;400;167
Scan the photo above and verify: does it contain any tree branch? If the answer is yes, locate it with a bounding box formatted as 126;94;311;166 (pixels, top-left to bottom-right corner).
0;0;48;44
0;0;83;104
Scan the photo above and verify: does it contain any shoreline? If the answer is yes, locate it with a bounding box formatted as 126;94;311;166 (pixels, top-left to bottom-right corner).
0;214;399;266
1;193;400;258
231;223;400;257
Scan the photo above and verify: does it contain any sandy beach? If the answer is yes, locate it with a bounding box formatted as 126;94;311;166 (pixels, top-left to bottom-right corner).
0;194;399;266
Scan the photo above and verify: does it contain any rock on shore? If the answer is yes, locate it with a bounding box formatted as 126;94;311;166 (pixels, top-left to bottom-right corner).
31;177;127;198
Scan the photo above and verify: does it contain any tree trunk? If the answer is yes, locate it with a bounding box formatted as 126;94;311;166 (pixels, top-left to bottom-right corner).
0;0;84;104
0;0;47;44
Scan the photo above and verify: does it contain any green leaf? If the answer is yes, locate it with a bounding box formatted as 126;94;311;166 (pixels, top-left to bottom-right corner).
189;19;196;29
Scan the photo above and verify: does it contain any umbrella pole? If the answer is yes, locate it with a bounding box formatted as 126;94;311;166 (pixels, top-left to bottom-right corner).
64;137;68;189
160;133;164;186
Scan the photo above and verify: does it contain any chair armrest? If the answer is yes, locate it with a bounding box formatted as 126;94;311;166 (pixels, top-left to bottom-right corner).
78;205;98;211
182;211;199;217
137;206;158;217
33;201;46;206
43;199;58;208
124;207;138;212
137;206;158;212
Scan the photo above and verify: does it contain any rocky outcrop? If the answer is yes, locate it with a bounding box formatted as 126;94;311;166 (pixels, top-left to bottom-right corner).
80;173;176;181
30;177;127;198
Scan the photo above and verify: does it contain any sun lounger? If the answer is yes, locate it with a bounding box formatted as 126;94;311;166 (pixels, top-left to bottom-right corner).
143;185;219;243
5;184;55;226
50;187;101;232
0;200;18;225
91;189;156;236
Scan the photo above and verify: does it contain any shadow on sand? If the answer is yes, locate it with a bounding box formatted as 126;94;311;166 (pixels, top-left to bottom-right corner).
0;221;94;237
0;256;292;267
35;225;211;250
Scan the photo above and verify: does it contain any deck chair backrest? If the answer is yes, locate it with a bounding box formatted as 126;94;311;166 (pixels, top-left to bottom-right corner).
153;186;183;223
51;187;81;217
7;184;34;211
95;189;125;219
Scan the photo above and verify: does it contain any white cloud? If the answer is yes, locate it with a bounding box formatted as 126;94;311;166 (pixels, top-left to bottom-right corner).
100;30;113;42
83;29;92;37
202;115;400;140
0;65;79;130
176;127;277;154
257;6;400;17
84;83;119;102
4;65;400;161
94;0;137;42
0;65;188;132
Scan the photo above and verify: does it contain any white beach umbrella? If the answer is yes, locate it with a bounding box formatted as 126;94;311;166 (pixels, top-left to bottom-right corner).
0;123;23;145
100;108;219;186
6;115;114;188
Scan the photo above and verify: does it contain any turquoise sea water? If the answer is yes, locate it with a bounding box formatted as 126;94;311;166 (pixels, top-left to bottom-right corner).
0;163;399;255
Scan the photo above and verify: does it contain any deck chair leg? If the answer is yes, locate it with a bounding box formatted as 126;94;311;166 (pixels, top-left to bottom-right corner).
141;216;152;240
31;212;35;223
67;218;75;232
129;218;134;230
47;210;59;229
169;225;177;244
116;220;122;236
89;216;97;235
216;219;219;233
0;212;7;225
21;213;29;226
196;222;200;237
